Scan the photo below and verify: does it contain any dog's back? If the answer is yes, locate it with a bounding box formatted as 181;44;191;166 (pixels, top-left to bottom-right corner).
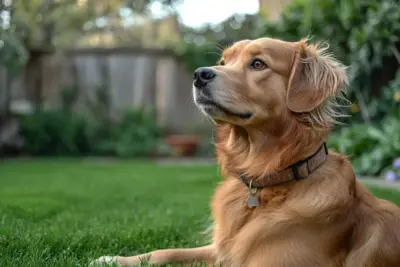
346;181;400;267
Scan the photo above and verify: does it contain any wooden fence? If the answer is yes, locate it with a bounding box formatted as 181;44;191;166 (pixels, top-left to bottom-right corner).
0;47;210;134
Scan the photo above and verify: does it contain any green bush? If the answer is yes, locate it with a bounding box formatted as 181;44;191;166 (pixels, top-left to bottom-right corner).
364;70;400;120
81;85;116;156
20;110;89;156
20;108;162;158
19;84;89;156
82;86;162;157
20;85;162;158
113;109;162;158
329;115;400;176
83;117;117;156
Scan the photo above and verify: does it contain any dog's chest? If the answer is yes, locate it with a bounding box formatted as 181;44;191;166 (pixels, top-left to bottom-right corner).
210;179;353;266
211;179;291;264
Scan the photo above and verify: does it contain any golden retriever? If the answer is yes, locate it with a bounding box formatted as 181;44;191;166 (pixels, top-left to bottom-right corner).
93;37;400;267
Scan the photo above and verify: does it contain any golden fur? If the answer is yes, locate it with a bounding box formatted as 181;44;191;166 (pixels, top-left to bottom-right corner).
93;37;400;267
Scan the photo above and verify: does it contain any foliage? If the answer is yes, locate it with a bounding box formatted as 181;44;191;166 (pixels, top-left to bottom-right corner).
20;109;89;156
363;70;400;120
20;108;162;157
113;109;161;157
0;30;28;75
329;116;400;176
83;85;116;156
5;0;181;49
19;85;162;157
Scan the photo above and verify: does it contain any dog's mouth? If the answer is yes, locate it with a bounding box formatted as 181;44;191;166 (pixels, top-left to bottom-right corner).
196;99;252;119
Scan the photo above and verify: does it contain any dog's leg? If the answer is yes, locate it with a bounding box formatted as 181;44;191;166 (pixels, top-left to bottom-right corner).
92;244;218;266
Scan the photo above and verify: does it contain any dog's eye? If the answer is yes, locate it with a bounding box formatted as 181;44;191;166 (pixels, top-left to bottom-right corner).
250;59;267;70
218;59;225;66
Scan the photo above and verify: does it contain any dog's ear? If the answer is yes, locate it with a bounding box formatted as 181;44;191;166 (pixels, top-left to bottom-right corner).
286;40;348;113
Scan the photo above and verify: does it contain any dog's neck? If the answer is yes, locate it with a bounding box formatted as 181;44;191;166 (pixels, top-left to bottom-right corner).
215;119;330;181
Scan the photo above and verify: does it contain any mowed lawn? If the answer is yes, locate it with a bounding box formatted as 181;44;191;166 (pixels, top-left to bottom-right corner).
1;160;400;267
0;160;218;267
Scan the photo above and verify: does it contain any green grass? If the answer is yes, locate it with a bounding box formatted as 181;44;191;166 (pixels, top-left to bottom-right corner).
1;160;400;267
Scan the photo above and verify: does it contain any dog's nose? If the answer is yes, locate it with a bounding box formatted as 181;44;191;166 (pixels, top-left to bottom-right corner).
193;67;216;88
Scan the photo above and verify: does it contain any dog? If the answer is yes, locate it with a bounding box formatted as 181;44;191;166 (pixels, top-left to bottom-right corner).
93;37;400;266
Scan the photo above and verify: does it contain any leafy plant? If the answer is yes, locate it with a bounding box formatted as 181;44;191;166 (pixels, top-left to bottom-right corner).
84;85;116;156
364;70;400;120
113;109;162;158
20;108;162;157
20;109;89;156
329;116;400;176
20;82;162;158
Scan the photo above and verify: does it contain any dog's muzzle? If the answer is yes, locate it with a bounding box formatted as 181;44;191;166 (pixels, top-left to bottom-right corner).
193;67;216;88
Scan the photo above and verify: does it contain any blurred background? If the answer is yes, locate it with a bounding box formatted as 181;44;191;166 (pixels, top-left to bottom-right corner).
1;0;400;179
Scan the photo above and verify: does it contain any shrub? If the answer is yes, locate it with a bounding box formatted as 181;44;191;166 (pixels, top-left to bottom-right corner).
82;86;162;157
20;109;89;156
329;115;400;176
363;70;400;121
78;85;116;156
113;109;162;158
20;107;162;158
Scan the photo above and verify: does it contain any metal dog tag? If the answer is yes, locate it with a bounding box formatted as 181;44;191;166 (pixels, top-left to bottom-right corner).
247;193;259;208
246;181;259;208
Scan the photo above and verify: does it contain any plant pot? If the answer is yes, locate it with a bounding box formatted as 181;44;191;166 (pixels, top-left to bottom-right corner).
164;135;200;157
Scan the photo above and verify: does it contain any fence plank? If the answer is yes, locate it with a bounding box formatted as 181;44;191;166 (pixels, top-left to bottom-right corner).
5;48;211;134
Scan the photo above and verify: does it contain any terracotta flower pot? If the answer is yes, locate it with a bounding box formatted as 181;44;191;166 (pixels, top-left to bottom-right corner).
164;135;200;157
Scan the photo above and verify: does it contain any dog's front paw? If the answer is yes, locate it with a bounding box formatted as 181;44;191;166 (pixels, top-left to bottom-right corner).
89;256;118;266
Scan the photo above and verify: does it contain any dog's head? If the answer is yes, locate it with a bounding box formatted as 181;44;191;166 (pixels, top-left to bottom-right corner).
192;38;348;128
